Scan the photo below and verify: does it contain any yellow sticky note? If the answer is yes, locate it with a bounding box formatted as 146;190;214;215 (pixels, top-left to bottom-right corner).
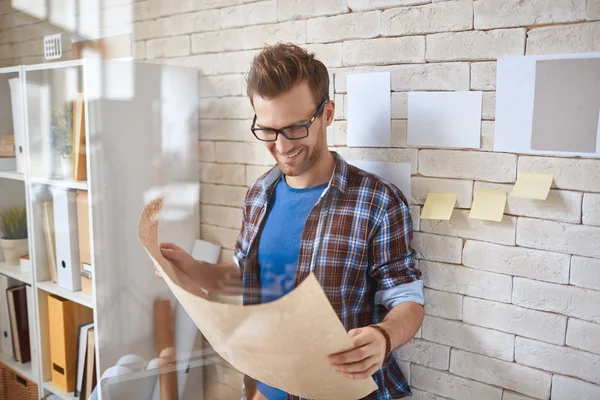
420;193;457;220
510;172;554;200
469;188;507;222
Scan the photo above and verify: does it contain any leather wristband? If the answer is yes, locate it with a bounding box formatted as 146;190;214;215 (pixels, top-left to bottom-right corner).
368;324;392;359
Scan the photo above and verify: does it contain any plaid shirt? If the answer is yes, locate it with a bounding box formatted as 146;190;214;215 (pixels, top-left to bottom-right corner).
234;152;421;400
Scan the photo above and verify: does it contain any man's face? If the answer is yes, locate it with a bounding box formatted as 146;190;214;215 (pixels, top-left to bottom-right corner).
252;81;330;178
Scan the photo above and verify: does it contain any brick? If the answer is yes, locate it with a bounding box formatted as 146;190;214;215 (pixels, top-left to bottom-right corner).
138;0;243;20
552;375;600;399
382;2;472;35
220;1;277;29
410;389;449;400
482;92;496;120
199;97;254;119
342;37;425;66
474;182;582;223
395;62;470;91
135;10;219;40
334;147;418;173
133;41;145;60
519;156;600;192
589;0;600;20
163;54;218;75
307;11;380;43
146;35;190;59
199;119;252;142
583;193;600;226
481;121;495;151
394;338;450;370
278;0;347;20
199;162;246;186
201;205;243;230
502;393;535;400
427;28;526;62
422;315;514;360
216;50;258;74
192;29;244;54
397;360;410;384
201;184;248;207
411;232;462;264
215;142;272;165
246;165;272;186
463;240;569;283
475;0;586;29
333;120;347;146
391;93;408;119
450;349;551;399
423;288;463;320
419;150;516;183
391;120;407;147
420;261;512;303
411;177;473;208
463;297;567;345
198;75;243;98
201;224;239;250
517;218;600;258
243;21;306;50
527;21;600;54
566;318;600;355
471;61;497;91
516;337;600;384
349;0;432;11
411;364;502;399
411;205;421;232
304;43;343;68
421;210;516;246
571;256;600;291
513;277;600;324
198;141;216;162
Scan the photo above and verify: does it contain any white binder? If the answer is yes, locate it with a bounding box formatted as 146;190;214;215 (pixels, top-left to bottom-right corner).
52;188;82;291
8;78;26;174
0;275;17;357
25;285;38;380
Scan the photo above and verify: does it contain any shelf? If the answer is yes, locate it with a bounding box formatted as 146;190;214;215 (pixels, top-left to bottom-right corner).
0;353;35;382
0;262;32;285
43;381;77;400
37;281;93;309
30;177;88;190
0;171;24;181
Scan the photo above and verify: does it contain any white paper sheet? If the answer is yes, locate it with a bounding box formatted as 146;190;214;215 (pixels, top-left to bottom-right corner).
495;52;600;157
407;91;482;149
347;160;411;201
347;72;391;147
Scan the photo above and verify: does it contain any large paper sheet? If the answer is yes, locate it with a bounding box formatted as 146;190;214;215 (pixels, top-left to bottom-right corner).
347;72;391;147
347;160;411;201
530;59;600;153
137;197;377;400
495;53;600;157
407;92;482;149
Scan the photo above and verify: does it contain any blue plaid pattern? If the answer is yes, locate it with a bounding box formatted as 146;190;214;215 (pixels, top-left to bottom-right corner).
234;152;421;400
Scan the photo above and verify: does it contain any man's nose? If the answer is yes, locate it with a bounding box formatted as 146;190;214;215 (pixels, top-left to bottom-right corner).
275;133;295;154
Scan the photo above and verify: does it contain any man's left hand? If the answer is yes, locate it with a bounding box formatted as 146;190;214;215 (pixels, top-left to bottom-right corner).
328;326;387;379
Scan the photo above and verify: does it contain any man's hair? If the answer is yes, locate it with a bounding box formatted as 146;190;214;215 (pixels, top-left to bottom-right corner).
246;42;330;106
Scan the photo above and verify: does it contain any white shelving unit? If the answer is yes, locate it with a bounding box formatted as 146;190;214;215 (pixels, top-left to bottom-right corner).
0;59;200;399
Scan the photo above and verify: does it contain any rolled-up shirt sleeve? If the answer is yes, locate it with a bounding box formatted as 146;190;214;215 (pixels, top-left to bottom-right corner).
375;280;424;309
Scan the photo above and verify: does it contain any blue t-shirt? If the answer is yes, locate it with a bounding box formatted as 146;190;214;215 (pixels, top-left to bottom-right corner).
255;176;328;399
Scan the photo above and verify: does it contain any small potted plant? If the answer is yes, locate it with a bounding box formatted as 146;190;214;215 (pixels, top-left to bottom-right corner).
0;206;28;266
51;102;73;178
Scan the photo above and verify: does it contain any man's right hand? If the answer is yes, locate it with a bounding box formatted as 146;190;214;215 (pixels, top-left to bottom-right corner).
158;242;242;295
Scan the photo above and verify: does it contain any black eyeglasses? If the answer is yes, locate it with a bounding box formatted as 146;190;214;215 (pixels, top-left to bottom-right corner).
251;100;328;142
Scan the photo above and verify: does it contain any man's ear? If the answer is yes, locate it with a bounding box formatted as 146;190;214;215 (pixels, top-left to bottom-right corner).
325;100;335;127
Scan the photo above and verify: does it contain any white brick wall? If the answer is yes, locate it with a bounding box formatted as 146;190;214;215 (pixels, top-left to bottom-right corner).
5;1;600;398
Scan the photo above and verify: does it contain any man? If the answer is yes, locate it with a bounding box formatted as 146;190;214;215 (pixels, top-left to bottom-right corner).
160;43;424;400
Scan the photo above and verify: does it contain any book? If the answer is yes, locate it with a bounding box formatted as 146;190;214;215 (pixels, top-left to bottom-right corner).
72;92;87;181
6;285;30;363
81;327;96;400
41;200;58;283
74;322;94;397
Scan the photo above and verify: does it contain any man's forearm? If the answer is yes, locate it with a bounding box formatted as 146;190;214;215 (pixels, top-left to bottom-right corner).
378;302;424;350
